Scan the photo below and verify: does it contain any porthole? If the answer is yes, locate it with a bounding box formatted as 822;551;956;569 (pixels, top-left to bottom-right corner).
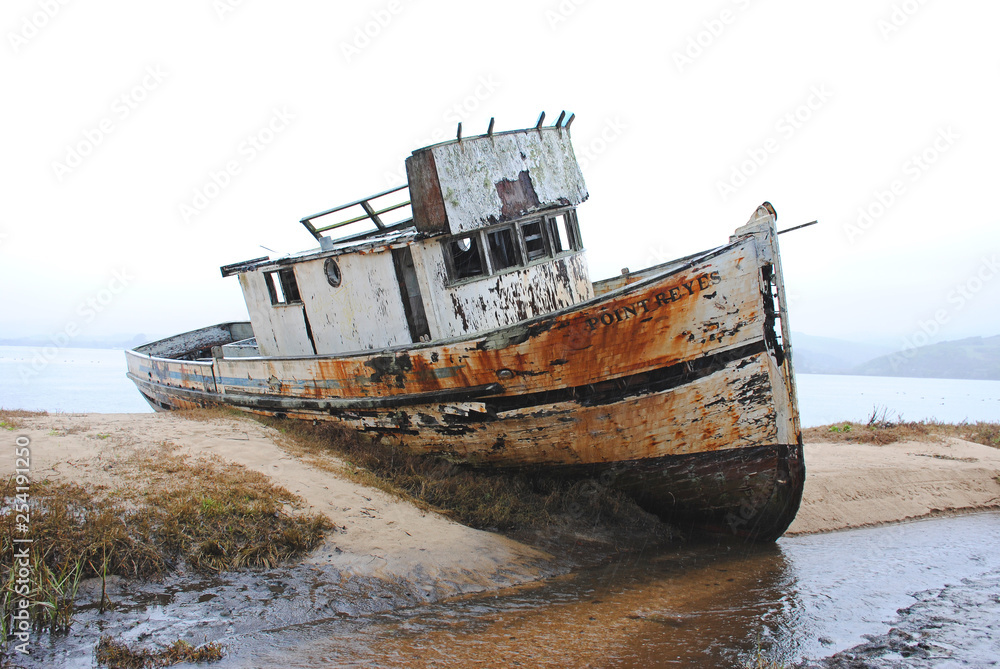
325;258;342;287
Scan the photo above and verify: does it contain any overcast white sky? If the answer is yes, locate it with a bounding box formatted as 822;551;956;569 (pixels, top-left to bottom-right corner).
2;0;998;350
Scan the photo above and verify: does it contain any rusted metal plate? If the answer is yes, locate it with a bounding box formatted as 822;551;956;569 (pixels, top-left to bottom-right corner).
292;350;777;466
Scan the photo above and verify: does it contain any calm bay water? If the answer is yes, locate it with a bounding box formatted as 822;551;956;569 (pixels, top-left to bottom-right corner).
0;345;152;414
1;345;998;425
795;373;1000;427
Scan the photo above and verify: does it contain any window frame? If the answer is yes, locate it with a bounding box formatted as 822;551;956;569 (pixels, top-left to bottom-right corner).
264;267;303;306
442;232;489;283
441;207;583;285
486;225;523;272
546;209;582;255
519;218;549;263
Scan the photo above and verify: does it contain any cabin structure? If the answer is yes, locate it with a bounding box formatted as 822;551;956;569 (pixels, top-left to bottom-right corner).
220;125;595;357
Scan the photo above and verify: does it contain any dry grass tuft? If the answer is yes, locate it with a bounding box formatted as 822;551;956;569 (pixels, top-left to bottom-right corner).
139;449;332;572
172;406;246;423
804;406;1000;448
0;448;332;644
256;416;653;533
95;635;223;667
0;409;46;431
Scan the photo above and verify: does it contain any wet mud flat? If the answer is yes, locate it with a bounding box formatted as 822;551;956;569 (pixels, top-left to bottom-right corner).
799;569;1000;669
12;514;1000;667
18;559;562;668
203;512;1000;668
13;523;653;668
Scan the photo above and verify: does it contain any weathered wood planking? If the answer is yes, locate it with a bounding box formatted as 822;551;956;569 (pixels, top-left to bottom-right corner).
408;247;595;339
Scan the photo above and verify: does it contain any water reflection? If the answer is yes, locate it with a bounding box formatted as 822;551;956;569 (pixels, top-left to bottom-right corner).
218;543;797;666
220;512;1000;668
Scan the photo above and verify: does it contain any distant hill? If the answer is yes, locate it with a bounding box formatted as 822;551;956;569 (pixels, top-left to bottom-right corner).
790;332;893;374
850;335;1000;380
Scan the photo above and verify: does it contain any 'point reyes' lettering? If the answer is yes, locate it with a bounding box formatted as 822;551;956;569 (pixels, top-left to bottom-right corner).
583;271;721;331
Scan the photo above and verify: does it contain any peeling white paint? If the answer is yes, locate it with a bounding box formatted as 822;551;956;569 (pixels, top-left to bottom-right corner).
416;128;588;234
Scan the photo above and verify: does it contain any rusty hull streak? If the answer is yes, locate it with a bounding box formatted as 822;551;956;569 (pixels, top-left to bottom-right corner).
130;238;771;469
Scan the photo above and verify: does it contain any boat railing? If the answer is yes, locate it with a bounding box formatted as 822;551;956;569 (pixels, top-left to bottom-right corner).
300;184;412;243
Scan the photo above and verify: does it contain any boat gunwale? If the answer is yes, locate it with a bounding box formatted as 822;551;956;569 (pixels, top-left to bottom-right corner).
127;234;753;366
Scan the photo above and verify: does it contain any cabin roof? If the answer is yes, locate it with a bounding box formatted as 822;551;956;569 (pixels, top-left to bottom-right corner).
220;225;421;277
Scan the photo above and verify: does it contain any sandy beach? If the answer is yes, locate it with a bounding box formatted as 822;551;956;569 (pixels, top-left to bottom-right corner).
3;410;999;667
787;437;1000;534
6;410;1000;590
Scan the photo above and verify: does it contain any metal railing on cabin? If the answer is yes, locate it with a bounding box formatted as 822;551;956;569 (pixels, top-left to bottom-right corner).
300;184;412;243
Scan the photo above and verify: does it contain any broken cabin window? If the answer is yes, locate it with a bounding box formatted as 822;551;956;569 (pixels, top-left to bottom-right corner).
264;268;302;305
548;210;581;253
566;210;582;250
487;227;522;271
520;219;548;261
546;215;568;254
445;235;486;280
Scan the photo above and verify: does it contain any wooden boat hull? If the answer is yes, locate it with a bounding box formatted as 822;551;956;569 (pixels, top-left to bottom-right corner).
126;217;804;541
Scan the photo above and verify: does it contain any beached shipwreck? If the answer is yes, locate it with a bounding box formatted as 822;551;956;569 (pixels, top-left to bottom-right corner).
126;118;805;541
